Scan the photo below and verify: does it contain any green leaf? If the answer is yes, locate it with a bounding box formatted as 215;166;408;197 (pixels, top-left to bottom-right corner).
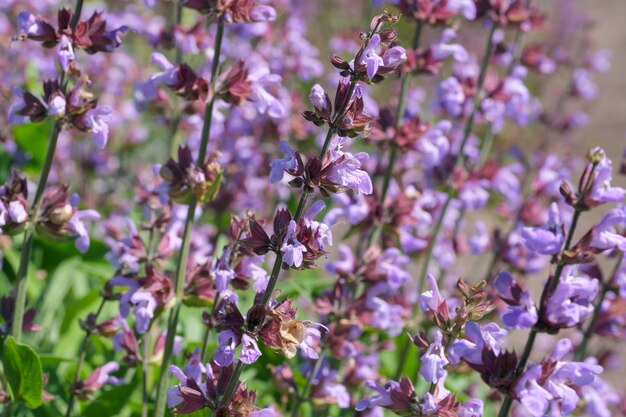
1;336;43;409
12;121;53;175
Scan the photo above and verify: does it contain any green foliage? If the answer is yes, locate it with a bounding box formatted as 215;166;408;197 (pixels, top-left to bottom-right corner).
12;121;53;176
2;336;44;409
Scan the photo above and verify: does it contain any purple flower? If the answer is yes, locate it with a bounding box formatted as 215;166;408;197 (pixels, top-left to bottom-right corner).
437;76;465;117
167;364;211;412
326;138;373;194
432;29;468;62
57;35;74;73
581;372;620;417
360;34;384;80
459;180;490;211
214;330;239;367
309;84;330;114
82;107;112;149
514;364;554;417
129;291;157;334
269;140;297;183
249;5;277;22
572;68;598;100
494;271;538;329
183;348;206;383
382;45;407;70
213;249;235;292
83;361;122;391
314;369;351;408
16;12;52;39
7;201;28;224
469;221;490;254
419;330;448;384
448;322;507;366
458;399;484;417
280;220;306;268
325;244;356;275
136;53;178;103
588;148;626;204
416;120;451;168
239;255;269;292
355;381;396;411
545;266;599;328
248;65;285;118
324;193;369;226
521;202;564;255
304;200;333;250
536;339;603;416
299;327;322;359
376;248;410;290
590;207;626;251
67;207;101;253
418;274;444;313
48;94;66;119
366;285;405;336
240;333;262;364
447;0;477;19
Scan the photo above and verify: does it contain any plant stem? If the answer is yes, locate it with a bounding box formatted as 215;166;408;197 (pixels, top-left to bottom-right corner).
142;332;151;417
392;24;500;382
153;19;225;417
65;298;106;417
289;351;326;417
173;0;184;65
369;20;423;246
496;206;584;417
454;23;497;169
12;123;61;343
420;22;497;293
574;252;624;361
70;0;84;29
215;79;358;414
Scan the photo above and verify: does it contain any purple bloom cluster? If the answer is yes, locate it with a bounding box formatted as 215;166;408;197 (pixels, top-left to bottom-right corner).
0;1;624;417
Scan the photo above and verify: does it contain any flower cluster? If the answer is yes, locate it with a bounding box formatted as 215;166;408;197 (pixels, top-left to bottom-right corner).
0;1;623;417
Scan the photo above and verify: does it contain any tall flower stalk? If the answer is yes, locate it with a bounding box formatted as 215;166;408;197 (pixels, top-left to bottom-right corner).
496;160;599;417
369;20;423;246
215;79;358;414
152;19;226;417
11;124;61;343
419;22;498;292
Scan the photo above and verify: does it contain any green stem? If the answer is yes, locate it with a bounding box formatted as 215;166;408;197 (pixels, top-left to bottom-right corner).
173;1;184;65
12;123;61;343
215;78;358;415
424;23;497;292
142;332;150;417
454;23;498;169
70;0;84;29
369;21;423;247
289;351;327;417
65;298;106;417
422;196;452;290
497;206;584;417
393;24;498;382
574;252;624;361
153;19;225;417
200;291;221;361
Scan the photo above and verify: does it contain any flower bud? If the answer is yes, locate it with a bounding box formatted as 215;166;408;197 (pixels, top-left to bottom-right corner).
49;203;73;225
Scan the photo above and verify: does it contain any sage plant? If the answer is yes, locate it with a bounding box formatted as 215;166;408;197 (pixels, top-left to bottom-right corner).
0;1;624;417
